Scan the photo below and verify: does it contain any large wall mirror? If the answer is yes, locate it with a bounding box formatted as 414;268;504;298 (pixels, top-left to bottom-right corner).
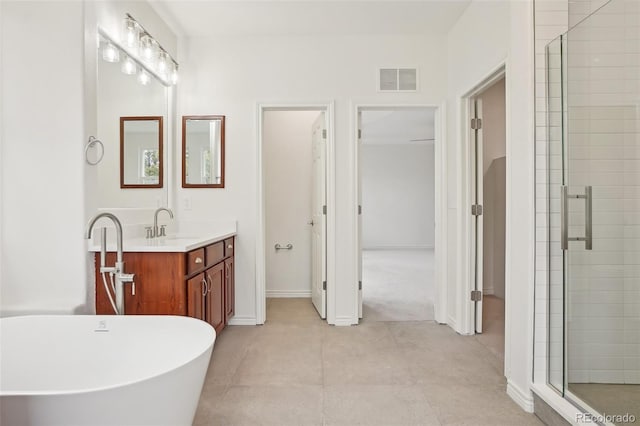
182;115;225;188
120;116;163;188
95;35;168;208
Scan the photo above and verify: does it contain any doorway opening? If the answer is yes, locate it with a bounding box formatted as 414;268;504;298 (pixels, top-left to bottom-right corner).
259;106;331;323
356;106;438;322
468;75;506;364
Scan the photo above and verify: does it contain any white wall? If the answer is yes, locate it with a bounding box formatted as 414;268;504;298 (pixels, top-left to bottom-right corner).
1;1;87;314
361;143;435;249
478;79;506;299
0;0;177;316
177;34;448;324
263;110;320;297
446;0;536;411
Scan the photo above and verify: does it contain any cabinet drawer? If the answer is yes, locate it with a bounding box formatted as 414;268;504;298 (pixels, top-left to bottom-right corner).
205;242;224;267
187;248;205;275
224;237;234;258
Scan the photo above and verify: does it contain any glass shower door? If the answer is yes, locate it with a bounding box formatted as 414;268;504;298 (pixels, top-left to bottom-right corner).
561;0;640;422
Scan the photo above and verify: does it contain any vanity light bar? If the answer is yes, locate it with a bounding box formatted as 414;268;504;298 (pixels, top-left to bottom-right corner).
97;15;178;87
124;13;179;77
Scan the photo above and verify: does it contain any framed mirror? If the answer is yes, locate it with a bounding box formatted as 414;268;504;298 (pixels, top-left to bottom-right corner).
182;115;225;188
120;116;164;188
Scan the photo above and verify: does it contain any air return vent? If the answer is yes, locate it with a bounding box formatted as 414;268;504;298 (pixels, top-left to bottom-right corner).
378;68;418;92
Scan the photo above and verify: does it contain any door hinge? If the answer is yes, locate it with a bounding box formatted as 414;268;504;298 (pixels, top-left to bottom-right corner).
358;129;362;139
323;205;327;215
358;280;362;290
471;290;482;302
470;118;482;130
322;129;327;139
323;280;327;290
358;205;362;215
471;204;483;216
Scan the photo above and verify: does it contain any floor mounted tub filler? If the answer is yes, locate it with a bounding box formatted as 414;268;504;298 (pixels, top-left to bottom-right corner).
0;315;215;425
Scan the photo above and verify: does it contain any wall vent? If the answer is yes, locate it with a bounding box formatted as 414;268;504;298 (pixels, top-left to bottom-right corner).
378;68;418;92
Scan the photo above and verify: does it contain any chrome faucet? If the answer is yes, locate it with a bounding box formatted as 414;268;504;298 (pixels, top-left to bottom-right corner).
85;212;135;315
152;207;174;238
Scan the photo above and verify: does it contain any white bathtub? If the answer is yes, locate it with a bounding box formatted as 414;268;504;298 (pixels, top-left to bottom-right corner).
0;315;215;426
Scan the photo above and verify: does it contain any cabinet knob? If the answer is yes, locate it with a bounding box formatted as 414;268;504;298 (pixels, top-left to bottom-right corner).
227;245;233;249
195;257;203;264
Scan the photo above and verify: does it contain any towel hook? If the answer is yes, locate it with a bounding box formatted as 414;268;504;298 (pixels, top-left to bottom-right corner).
85;136;104;165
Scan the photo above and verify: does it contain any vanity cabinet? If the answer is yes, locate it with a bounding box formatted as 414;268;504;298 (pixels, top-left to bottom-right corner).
95;236;235;334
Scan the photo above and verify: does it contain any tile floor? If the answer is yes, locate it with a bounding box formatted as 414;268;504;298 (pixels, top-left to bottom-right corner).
568;384;640;426
194;298;543;426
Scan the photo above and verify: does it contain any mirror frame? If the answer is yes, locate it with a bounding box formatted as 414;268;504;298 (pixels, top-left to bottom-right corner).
120;116;164;189
182;115;226;188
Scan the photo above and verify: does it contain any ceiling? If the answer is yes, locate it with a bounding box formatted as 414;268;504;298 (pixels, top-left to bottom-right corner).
150;0;471;38
360;108;435;145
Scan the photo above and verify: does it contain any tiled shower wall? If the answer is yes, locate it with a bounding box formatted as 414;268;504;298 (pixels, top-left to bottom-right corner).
569;0;611;27
534;0;640;386
565;0;640;384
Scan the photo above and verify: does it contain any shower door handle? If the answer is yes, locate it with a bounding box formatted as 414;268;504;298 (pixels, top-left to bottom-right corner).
560;185;592;251
584;186;592;250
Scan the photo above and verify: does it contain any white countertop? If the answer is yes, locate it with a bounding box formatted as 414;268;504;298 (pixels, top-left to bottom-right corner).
88;221;236;253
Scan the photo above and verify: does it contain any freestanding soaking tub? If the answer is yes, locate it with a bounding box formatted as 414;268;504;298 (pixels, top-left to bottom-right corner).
0;315;215;426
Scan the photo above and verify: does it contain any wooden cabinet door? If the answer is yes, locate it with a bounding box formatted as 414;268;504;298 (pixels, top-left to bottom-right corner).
96;252;186;315
225;257;234;323
186;273;207;321
205;262;225;333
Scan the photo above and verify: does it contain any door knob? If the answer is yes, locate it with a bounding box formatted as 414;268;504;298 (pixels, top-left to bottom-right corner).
308;220;314;226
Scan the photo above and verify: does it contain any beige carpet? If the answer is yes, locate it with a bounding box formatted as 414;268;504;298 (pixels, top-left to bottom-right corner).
362;249;434;322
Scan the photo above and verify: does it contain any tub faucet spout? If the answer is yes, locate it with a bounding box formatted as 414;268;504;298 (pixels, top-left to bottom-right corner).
85;212;135;315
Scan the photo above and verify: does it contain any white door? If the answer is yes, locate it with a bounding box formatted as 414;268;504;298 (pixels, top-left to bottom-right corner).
470;99;484;333
357;111;363;319
311;112;327;318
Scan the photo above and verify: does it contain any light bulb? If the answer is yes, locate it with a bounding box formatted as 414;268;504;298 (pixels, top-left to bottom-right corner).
123;17;140;51
140;34;156;63
157;51;169;75
102;42;120;63
121;56;136;75
169;63;178;85
138;69;150;85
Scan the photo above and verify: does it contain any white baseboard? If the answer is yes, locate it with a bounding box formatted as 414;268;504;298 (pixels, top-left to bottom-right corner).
266;290;311;298
363;245;435;251
227;317;258;326
333;316;357;326
507;381;535;413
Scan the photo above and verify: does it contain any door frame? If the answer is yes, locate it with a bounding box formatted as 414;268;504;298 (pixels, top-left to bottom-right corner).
458;64;507;336
255;102;336;325
352;102;447;324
